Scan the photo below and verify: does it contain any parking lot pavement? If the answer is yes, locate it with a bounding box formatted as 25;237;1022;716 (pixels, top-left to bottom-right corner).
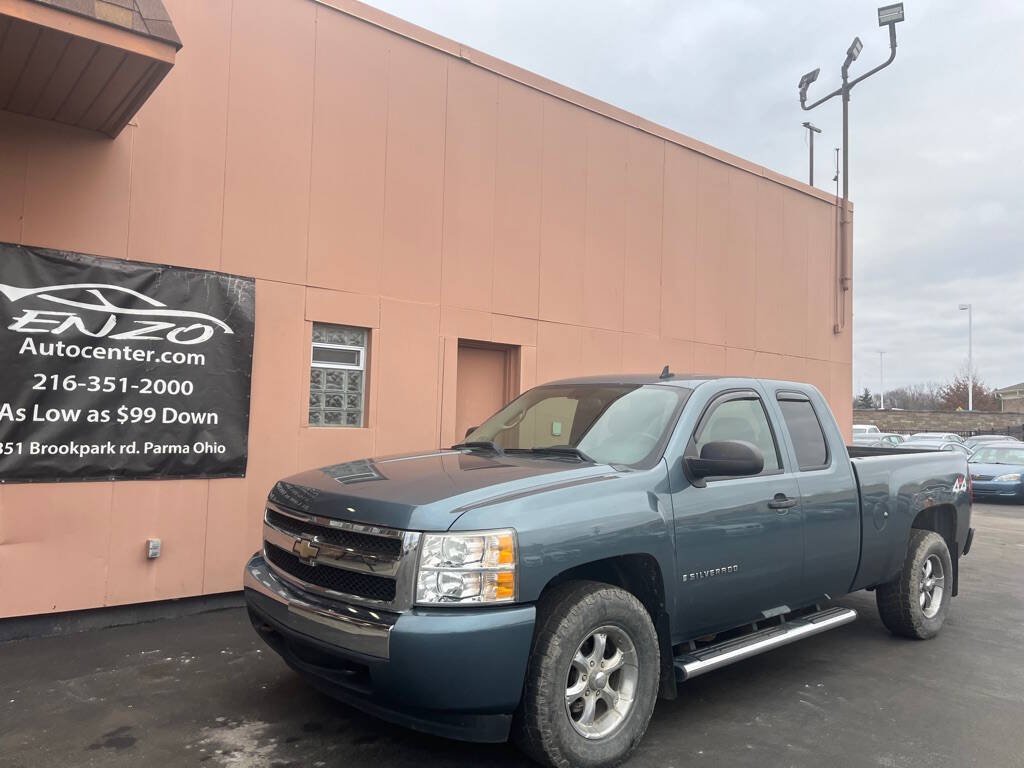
2;503;1023;768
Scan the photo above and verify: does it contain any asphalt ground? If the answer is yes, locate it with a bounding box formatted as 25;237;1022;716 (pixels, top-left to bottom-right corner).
2;502;1022;768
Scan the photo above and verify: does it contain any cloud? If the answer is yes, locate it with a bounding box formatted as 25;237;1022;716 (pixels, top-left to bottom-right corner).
366;0;1024;389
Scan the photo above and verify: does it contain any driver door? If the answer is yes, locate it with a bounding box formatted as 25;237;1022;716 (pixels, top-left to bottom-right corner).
669;388;806;636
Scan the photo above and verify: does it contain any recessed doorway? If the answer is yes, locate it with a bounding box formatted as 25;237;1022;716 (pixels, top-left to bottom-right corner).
455;341;519;439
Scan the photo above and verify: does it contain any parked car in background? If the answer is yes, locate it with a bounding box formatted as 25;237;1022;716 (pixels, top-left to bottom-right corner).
853;424;881;435
907;432;965;444
852;432;905;448
876;432;905;446
904;439;972;456
969;443;1024;501
965;434;1021;450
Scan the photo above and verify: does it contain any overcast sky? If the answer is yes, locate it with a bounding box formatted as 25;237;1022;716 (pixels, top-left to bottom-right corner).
369;0;1024;393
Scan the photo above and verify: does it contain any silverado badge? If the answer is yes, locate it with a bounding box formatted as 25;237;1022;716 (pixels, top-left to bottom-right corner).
682;564;739;583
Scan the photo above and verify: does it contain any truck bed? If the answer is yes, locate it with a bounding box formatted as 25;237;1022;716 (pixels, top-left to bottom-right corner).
846;445;969;591
846;444;944;458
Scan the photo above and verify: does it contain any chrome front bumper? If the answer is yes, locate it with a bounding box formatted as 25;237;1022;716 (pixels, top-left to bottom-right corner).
244;553;395;659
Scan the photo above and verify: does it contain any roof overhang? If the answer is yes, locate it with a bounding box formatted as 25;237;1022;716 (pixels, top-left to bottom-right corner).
0;0;180;137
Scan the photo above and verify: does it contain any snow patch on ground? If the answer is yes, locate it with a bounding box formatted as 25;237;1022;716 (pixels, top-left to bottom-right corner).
194;719;280;767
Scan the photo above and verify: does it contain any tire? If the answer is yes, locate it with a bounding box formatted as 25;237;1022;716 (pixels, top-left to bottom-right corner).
876;530;953;640
515;581;660;768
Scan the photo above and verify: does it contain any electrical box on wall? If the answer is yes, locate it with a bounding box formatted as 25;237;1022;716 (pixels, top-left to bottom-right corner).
146;539;161;559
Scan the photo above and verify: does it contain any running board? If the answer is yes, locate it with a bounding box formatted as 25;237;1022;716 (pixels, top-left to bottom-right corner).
673;606;857;682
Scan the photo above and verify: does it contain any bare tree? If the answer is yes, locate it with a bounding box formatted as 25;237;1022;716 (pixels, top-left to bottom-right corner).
938;368;998;412
884;382;943;410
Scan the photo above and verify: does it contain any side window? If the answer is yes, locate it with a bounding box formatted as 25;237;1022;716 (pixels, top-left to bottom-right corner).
777;395;830;470
695;395;780;473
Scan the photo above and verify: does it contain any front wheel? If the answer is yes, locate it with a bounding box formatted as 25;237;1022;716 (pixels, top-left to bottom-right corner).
876;529;953;639
515;581;660;768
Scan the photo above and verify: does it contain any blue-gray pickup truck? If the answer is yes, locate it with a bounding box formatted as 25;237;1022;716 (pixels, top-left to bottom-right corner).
244;373;974;768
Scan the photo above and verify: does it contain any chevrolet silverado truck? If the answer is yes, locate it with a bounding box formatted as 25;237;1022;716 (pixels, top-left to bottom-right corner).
244;373;974;768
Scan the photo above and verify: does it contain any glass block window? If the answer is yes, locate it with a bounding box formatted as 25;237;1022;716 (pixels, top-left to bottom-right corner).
309;323;367;428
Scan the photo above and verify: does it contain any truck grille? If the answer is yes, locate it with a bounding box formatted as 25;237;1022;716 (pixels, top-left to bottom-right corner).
265;543;397;602
262;502;413;607
266;509;402;559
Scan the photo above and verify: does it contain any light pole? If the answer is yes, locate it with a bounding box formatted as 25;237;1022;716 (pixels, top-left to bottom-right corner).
802;121;822;186
879;350;886;409
799;3;905;330
959;303;973;411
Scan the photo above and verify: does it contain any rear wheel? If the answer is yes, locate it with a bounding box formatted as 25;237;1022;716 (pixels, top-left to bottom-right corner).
515;581;659;768
876;530;953;639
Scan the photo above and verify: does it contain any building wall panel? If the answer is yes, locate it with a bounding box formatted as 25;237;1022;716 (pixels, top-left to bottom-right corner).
127;0;231;271
692;156;729;347
306;8;389;296
492;80;543;319
582;115;627;331
441;62;498;312
623;132;664;337
538;99;587;326
219;0;315;284
380;42;447;304
106;480;209;605
660;144;698;342
754;179;787;354
21;118;132;258
0;113;27;243
374;298;441;456
725;169;758;350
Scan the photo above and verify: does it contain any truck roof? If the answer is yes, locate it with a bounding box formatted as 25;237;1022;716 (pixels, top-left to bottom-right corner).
543;373;814;391
544;373;719;388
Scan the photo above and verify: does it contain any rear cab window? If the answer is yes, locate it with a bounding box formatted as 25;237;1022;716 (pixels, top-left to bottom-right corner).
776;392;830;471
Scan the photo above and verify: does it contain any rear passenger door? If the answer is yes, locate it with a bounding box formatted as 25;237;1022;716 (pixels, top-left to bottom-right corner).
669;387;805;636
769;389;860;603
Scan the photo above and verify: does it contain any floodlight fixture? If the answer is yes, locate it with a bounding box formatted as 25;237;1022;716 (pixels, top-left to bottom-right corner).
878;3;905;26
846;36;864;64
798;68;820;101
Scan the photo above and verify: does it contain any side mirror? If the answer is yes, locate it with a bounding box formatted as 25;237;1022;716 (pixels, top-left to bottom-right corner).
464;426;478;438
684;440;764;487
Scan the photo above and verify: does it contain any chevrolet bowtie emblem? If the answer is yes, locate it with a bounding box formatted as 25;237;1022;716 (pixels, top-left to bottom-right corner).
292;537;320;564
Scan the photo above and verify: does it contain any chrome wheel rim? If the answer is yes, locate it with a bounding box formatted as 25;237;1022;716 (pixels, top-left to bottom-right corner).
920;554;945;619
564;625;639;740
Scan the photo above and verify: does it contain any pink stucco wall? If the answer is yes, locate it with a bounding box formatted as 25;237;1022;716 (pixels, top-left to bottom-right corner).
0;0;852;618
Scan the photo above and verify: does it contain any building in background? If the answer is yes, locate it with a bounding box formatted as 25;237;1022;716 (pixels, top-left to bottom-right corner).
996;383;1024;412
0;0;852;619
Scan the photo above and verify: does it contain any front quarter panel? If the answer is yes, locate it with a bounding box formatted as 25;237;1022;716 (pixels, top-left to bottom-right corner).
449;463;676;606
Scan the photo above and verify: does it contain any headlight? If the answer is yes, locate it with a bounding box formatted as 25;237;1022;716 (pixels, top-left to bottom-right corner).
994;473;1022;482
415;529;517;605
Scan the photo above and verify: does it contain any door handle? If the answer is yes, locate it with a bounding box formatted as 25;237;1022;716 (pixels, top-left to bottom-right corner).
768;494;798;511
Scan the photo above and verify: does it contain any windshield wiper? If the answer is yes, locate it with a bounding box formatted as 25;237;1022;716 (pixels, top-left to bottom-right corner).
506;446;596;463
451;440;504;454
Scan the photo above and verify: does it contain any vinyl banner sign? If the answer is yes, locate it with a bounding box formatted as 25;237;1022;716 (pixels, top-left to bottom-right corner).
0;243;255;482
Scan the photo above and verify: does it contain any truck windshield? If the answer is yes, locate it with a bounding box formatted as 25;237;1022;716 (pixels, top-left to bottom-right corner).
464;384;689;466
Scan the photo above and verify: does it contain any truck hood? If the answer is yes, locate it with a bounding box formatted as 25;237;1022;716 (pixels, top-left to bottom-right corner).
268;449;616;531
